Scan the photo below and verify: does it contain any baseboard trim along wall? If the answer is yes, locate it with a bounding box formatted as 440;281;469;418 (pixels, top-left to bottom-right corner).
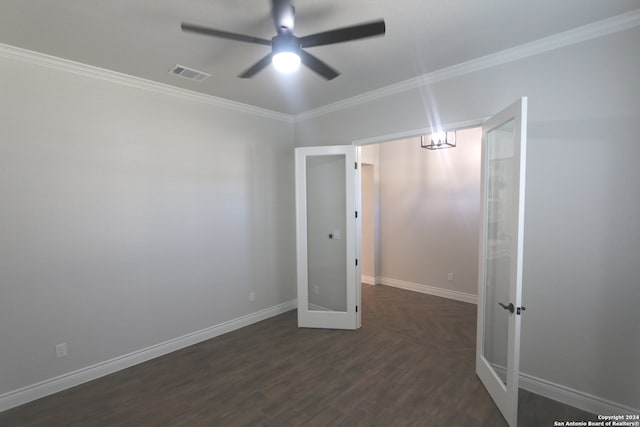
491;364;638;416
378;276;478;304
4;295;636;417
0;300;297;413
520;372;639;416
384;281;637;415
361;275;376;285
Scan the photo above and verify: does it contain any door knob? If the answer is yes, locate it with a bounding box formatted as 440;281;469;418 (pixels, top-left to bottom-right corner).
498;302;526;314
498;302;515;313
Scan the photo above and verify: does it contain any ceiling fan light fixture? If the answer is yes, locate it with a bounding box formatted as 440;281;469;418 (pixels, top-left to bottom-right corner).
181;0;386;80
272;51;301;73
271;34;301;73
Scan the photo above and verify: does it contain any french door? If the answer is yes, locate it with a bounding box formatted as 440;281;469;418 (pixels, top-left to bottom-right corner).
294;145;361;329
293;98;528;424
476;97;528;426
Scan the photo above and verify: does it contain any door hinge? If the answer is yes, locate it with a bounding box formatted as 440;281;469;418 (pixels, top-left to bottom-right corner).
356;305;358;313
355;162;358;169
355;211;358;218
355;259;358;266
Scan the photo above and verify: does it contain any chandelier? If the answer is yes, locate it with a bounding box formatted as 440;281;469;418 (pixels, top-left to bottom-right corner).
420;131;457;150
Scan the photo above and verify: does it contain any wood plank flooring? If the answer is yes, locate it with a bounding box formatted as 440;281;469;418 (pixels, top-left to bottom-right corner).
0;284;596;426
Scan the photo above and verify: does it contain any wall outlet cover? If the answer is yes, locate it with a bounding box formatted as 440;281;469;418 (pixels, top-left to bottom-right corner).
55;343;68;358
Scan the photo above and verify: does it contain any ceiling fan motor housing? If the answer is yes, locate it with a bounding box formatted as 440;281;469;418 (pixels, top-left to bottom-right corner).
272;33;301;56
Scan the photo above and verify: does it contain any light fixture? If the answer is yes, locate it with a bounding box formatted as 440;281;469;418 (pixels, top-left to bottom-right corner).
273;51;301;73
272;34;301;73
420;131;457;150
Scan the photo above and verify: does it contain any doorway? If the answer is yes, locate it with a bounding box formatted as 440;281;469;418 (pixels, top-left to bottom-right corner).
357;126;482;304
352;98;528;426
295;99;529;426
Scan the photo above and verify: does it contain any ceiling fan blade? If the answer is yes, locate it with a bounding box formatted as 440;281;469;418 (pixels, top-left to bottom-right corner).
181;23;271;46
239;53;274;78
299;20;385;48
299;50;339;80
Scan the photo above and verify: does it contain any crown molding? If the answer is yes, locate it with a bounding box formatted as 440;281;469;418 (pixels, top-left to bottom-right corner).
2;8;638;124
0;43;295;124
295;9;640;122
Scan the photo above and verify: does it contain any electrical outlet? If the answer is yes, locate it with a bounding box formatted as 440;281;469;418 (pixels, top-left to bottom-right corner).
448;273;454;281
249;291;256;302
56;342;68;358
314;285;320;295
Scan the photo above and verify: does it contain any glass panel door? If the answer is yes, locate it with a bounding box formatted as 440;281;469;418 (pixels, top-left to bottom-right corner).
306;155;348;313
483;119;515;386
476;97;528;426
295;146;360;330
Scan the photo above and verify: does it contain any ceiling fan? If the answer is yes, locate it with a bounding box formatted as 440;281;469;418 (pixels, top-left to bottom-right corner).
181;0;386;80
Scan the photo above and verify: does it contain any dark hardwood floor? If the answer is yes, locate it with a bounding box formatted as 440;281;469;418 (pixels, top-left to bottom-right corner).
0;284;596;426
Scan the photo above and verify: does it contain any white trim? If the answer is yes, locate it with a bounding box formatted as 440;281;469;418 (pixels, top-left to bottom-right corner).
2;9;638;124
0;300;296;413
2;299;637;418
378;277;477;304
361;275;376;285
0;43;294;124
520;372;640;417
491;365;639;416
295;9;640;122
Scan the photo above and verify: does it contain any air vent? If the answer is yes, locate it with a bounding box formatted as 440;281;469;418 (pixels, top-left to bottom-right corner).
169;64;210;82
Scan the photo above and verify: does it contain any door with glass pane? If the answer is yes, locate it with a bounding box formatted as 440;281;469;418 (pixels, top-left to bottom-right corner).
476;97;527;426
295;145;361;330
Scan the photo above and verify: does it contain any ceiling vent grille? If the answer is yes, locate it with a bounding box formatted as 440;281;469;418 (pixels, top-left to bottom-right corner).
169;64;210;82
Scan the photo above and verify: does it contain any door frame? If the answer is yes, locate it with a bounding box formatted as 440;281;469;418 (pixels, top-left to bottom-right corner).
352;118;484;290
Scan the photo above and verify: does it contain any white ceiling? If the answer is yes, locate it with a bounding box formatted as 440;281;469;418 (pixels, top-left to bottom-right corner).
1;0;638;115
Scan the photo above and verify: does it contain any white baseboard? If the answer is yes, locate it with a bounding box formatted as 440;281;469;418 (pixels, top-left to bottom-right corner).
4;297;636;418
490;363;638;416
378;276;477;304
0;300;296;413
361;275;376;285
520;372;639;416
383;281;637;414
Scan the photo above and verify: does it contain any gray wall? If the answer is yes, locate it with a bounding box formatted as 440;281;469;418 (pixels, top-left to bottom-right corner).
296;27;640;411
0;53;296;397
